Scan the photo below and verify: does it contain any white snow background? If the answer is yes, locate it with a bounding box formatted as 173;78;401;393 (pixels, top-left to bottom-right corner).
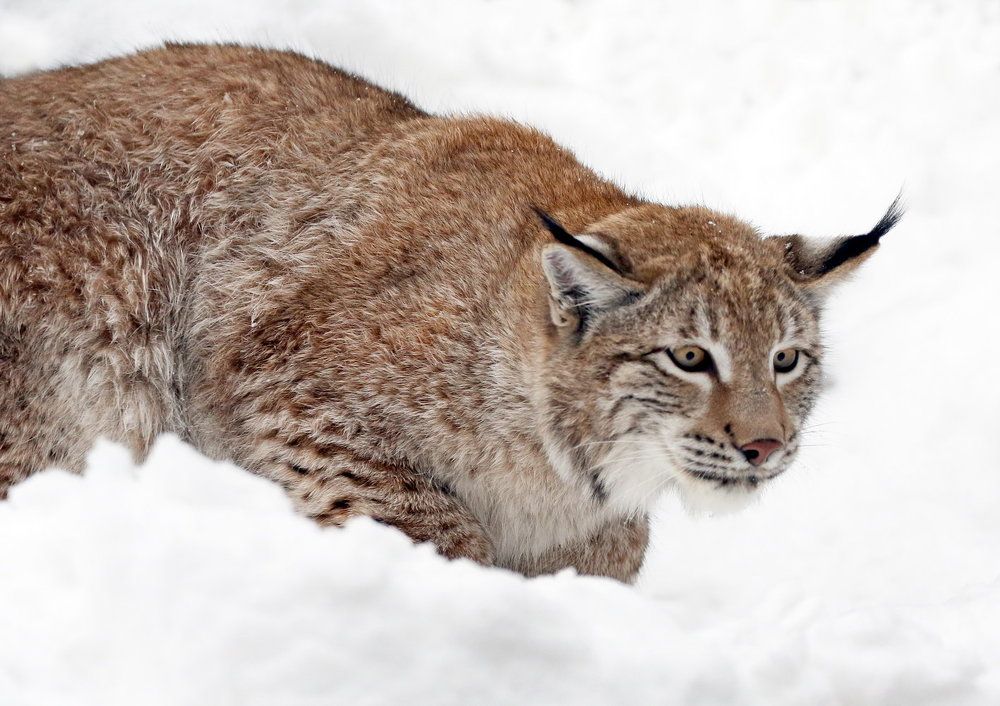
2;1;999;704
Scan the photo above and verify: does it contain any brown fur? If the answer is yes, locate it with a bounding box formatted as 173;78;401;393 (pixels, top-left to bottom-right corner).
0;44;891;581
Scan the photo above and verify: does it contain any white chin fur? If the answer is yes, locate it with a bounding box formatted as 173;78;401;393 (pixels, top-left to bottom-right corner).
674;473;761;517
594;441;764;518
600;441;674;515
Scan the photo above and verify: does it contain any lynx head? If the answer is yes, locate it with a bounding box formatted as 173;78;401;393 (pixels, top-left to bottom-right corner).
534;199;901;514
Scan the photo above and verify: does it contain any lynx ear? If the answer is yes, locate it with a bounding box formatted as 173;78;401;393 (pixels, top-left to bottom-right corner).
771;196;903;294
534;209;644;332
541;244;644;330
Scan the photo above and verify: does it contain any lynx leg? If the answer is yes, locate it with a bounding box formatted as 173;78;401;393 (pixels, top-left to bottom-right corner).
255;443;495;565
0;336;85;499
515;516;650;583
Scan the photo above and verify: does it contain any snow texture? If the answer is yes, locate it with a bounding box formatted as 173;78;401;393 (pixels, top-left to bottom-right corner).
1;1;999;704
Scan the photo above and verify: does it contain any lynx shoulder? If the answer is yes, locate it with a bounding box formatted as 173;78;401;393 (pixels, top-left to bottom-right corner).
0;44;898;581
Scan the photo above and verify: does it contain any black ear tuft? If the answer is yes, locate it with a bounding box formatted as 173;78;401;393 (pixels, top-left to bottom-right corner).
867;193;905;241
532;207;623;275
818;194;904;275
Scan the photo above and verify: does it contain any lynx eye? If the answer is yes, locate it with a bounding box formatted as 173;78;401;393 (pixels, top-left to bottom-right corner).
667;345;712;373
773;348;800;373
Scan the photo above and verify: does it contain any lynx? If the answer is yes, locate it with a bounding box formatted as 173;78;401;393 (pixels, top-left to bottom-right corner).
0;44;899;582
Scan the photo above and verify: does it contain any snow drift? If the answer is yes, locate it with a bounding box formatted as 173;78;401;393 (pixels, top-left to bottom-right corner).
0;437;994;706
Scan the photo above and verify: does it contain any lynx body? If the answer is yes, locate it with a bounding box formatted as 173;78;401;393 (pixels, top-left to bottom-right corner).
0;44;895;581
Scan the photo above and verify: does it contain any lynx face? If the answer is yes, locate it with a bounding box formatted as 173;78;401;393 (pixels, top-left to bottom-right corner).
537;202;900;514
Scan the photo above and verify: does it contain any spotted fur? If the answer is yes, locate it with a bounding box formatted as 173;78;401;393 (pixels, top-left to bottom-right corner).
0;44;894;581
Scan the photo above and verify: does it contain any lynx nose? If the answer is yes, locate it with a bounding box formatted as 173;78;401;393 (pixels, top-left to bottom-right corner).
739;439;783;466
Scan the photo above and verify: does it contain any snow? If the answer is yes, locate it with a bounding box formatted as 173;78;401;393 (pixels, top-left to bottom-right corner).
0;439;727;705
1;1;999;704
